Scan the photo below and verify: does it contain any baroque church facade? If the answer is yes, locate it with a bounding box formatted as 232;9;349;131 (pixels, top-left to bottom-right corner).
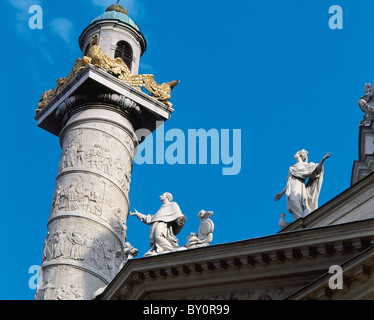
34;4;374;300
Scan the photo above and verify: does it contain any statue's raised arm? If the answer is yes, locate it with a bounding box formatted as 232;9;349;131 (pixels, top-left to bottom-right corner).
315;152;332;175
274;149;331;221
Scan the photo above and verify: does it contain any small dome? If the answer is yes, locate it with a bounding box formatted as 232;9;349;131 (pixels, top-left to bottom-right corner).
106;4;128;15
90;8;141;33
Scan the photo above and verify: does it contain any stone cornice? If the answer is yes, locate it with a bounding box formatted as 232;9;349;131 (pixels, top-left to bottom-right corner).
99;218;374;300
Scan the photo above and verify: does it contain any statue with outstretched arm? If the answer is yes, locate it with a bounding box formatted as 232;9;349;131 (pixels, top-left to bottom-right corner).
130;192;187;256
274;150;331;220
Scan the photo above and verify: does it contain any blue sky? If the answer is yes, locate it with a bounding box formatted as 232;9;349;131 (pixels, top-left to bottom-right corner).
1;0;374;300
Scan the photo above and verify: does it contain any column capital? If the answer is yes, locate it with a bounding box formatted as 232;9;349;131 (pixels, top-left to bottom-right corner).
55;92;144;130
35;65;173;137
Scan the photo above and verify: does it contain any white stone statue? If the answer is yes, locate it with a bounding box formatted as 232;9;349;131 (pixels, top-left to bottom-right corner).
123;242;138;260
115;242;138;270
358;83;374;126
185;210;214;249
130;193;187;256
274;150;331;220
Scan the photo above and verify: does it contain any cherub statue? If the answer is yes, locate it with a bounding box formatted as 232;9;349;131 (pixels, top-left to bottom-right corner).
185;210;214;249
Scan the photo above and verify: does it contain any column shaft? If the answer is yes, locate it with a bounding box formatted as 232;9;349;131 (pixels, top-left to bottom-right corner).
36;101;137;300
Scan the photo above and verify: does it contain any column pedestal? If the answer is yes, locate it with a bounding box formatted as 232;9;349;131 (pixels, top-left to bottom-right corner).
352;120;374;185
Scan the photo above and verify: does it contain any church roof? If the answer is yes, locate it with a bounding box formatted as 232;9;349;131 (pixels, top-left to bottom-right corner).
90;5;141;33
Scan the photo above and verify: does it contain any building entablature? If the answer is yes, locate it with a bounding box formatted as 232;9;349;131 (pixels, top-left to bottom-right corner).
98;218;374;300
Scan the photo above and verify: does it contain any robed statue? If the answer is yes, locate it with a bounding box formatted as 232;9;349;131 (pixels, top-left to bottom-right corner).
185;210;214;249
274;149;331;220
130;193;187;256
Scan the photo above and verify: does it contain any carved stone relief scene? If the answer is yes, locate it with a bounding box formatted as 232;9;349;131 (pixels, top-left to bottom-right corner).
50;173;129;241
58;127;133;195
35;264;107;300
42;218;126;282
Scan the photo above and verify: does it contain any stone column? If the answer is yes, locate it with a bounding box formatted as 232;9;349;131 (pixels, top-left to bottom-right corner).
34;65;173;300
35;93;142;300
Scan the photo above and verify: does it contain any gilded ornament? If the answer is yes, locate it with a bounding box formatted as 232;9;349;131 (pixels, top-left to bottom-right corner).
36;35;179;112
